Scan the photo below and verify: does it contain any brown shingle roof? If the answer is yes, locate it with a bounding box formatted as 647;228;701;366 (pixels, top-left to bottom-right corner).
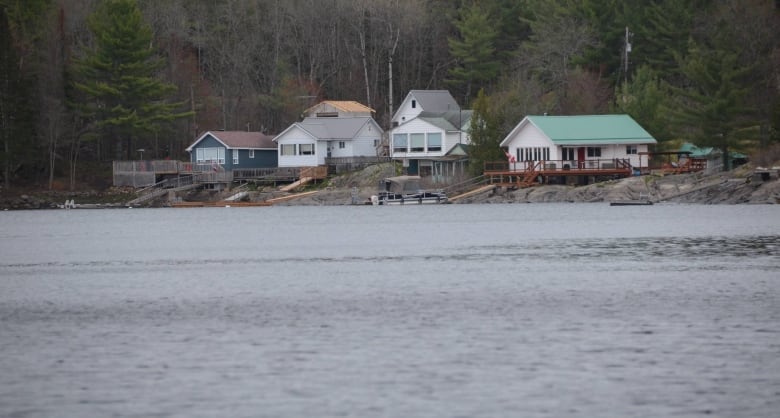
206;131;276;149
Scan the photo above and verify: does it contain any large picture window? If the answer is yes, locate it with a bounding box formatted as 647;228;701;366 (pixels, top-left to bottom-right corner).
410;133;425;152
427;133;442;152
196;147;225;163
300;144;315;155
281;144;296;156
393;133;408;153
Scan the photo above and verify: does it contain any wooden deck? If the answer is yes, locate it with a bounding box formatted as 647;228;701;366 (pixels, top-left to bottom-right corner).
484;159;634;188
114;160;329;187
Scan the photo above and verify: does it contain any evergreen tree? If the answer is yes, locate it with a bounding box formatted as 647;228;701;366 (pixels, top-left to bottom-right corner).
467;89;505;177
613;65;671;144
447;3;500;103
667;41;753;169
633;0;703;80
72;0;191;160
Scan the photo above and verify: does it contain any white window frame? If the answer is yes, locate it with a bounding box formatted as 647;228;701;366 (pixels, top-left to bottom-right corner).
300;143;315;155
427;133;442;152
410;133;425;152
393;133;408;153
626;145;638;155
281;144;296;156
339;141;346;149
249;149;255;158
233;149;239;165
196;147;225;164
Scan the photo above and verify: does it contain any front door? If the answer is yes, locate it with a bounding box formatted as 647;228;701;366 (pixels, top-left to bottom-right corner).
577;147;586;168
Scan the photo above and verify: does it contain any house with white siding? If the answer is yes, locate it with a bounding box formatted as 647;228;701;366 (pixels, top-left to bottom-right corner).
388;90;472;181
274;101;383;167
499;114;657;171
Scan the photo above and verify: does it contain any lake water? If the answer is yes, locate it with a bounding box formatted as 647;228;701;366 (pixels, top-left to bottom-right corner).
1;203;779;417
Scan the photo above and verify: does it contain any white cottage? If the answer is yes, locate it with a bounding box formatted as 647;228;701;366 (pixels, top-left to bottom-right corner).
274;114;383;168
499;115;657;171
389;90;472;180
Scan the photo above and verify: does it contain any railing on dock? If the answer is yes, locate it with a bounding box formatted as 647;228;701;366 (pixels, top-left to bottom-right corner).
484;159;633;174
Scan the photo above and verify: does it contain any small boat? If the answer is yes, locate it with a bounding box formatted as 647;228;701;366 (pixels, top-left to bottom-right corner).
371;176;448;205
610;200;653;206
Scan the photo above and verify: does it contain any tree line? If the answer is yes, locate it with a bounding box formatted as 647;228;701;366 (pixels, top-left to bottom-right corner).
0;0;778;190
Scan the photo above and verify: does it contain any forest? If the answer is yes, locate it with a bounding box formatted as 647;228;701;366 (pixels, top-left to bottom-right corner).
0;0;778;190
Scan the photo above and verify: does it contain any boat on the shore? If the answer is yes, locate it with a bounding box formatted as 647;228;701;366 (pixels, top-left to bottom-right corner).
609;200;653;206
371;176;448;205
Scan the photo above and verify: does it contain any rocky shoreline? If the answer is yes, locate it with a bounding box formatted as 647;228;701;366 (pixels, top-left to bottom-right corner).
2;164;778;210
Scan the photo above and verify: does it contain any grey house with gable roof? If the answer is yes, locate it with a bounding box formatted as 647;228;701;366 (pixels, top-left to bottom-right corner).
388;90;472;181
274;101;384;167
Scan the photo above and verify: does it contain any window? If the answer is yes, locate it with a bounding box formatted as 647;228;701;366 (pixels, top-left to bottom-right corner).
427;133;442;152
411;99;416;108
196;147;225;163
626;145;638;155
339;141;346;149
249;150;255;158
373;139;379;147
281;144;296;156
517;147;550;161
410;133;425;152
233;150;239;165
562;148;575;160
300;144;315;155
587;147;602;157
393;133;408;153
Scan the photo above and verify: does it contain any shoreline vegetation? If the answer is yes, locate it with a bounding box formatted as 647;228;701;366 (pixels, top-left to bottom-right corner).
1;162;779;210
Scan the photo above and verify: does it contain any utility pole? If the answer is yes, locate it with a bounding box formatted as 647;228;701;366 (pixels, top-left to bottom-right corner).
624;26;632;85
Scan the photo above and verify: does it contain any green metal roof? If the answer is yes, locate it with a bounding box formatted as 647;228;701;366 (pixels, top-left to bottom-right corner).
527;115;657;145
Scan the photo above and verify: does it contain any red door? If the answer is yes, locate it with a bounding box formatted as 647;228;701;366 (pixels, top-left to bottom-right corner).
577;147;586;169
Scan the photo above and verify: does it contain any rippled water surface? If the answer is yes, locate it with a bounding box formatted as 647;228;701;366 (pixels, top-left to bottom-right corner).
1;204;779;417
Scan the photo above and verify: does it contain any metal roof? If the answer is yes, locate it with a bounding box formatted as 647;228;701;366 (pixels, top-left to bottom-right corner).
418;110;473;131
409;90;460;113
526;115;657;145
297;117;379;140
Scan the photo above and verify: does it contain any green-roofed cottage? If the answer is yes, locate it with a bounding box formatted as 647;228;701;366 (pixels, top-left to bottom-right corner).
499;115;657;171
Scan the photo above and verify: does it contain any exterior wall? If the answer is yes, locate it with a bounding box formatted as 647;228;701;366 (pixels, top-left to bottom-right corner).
189;135;277;170
234;149;277;169
276;125;319;167
504;124;555;164
351;122;382;157
505;123;652;168
189;135;225;164
392;94;424;126
444;131;469;152
591;143;650;167
390;119;447;159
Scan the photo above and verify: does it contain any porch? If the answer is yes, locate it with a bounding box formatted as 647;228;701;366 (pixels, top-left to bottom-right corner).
484;159;633;188
113;160;328;188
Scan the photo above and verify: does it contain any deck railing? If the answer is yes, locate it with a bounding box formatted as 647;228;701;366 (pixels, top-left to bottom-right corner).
484;159;632;173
